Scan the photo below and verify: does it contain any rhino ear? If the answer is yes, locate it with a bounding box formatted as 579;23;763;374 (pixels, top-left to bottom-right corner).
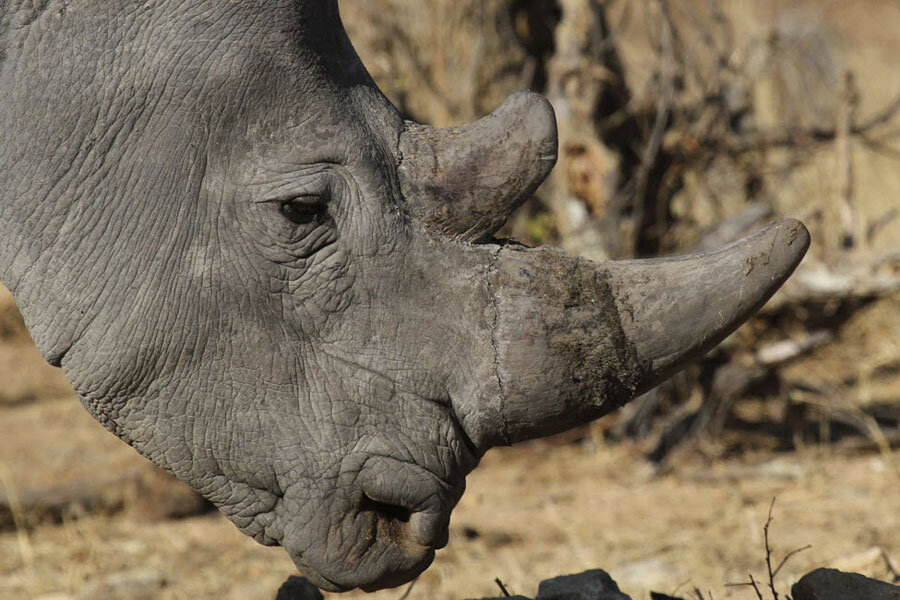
398;92;558;242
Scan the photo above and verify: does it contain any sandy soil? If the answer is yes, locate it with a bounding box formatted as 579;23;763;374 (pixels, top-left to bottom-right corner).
1;386;898;600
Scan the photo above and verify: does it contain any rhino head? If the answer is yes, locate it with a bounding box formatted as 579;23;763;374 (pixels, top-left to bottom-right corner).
0;1;809;592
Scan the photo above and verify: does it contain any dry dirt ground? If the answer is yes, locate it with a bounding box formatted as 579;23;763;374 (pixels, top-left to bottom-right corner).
1;289;899;600
2;398;899;600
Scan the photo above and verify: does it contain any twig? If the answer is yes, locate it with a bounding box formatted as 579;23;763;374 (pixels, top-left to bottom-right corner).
764;498;780;600
856;88;900;131
756;331;833;366
671;576;694;596
631;0;676;238
0;464;34;574
858;135;900;161
880;549;900;583
494;578;511;598
359;5;448;116
836;71;860;249
725;574;764;600
750;575;764;600
866;208;900;245
715;87;900;155
772;545;813;577
398;576;418;600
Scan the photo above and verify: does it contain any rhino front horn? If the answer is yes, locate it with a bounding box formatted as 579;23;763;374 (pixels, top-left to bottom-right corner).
398;92;558;242
466;218;810;448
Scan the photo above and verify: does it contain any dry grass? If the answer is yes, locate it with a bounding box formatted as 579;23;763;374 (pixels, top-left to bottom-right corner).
1;422;897;599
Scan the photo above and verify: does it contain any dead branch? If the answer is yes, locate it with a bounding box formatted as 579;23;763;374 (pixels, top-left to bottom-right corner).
773;545;813;578
771;252;900;308
883;549;900;584
866;208;900;245
763;499;780;600
836;71;860;249
756;331;833;366
713;87;900;156
494;578;512;598
725;574;764;600
398;577;419;600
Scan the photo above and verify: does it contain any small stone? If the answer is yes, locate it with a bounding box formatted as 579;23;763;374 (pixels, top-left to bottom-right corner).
792;568;900;600
276;576;325;600
536;570;632;600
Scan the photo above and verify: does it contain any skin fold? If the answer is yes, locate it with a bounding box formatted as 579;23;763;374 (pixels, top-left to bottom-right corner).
0;1;809;591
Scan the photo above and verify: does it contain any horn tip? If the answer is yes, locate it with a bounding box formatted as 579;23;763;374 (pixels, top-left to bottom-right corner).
764;217;811;284
498;91;558;159
612;216;811;391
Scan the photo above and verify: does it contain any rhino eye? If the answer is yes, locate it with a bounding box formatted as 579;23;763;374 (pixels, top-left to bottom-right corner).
279;197;325;225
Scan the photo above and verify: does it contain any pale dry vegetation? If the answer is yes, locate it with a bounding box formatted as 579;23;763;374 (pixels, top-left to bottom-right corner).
2;1;900;599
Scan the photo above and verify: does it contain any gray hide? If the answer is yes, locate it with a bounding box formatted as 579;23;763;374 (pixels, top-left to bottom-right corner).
0;1;810;592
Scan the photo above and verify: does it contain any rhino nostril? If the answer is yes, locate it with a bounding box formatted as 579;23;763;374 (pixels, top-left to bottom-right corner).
354;458;450;549
360;493;412;524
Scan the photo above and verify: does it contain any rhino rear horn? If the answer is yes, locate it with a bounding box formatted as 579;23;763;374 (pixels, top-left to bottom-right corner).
398;92;558;242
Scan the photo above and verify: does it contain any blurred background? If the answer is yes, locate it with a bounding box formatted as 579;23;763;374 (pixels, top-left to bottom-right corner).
2;0;899;598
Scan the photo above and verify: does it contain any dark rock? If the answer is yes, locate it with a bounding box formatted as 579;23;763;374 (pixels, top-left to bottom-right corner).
792;568;900;600
536;570;632;600
275;576;324;600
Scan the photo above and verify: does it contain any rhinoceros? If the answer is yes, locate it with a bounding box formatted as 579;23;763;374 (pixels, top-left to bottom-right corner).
0;0;809;592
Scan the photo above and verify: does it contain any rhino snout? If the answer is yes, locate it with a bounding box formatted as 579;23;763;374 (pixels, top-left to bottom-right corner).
284;455;459;592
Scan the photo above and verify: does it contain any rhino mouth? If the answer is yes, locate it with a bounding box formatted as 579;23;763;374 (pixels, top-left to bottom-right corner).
289;506;445;593
285;455;459;592
298;545;437;594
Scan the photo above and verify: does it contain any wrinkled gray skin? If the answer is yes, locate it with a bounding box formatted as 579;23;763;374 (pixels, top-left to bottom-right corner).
0;1;810;592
